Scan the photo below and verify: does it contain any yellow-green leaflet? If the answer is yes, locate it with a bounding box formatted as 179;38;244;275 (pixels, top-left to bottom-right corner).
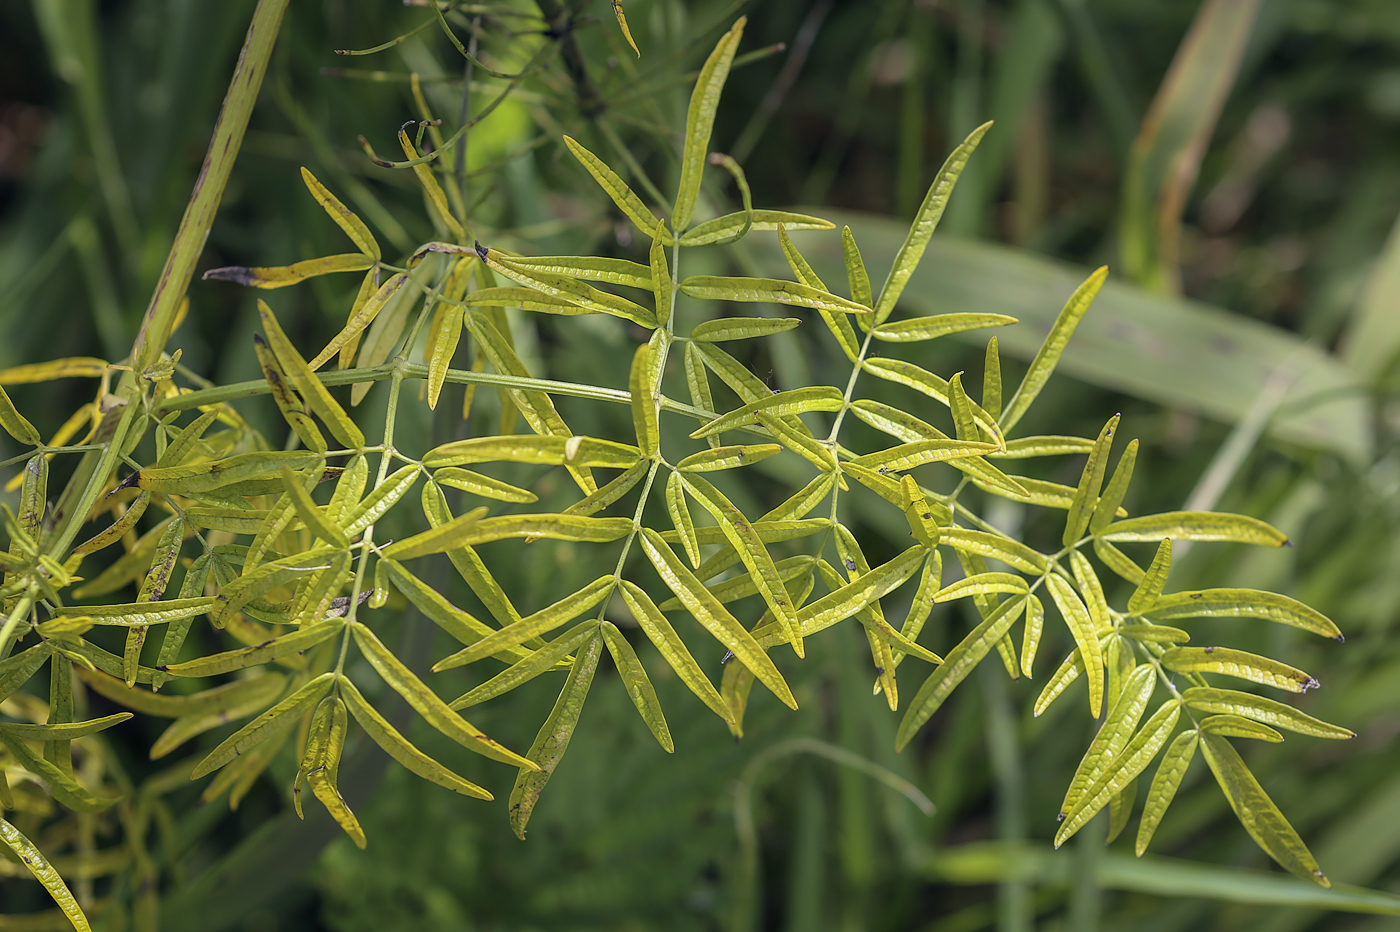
689;316;802;342
1045;574;1105;718
55;598;214;627
427;266;469;410
1071;550;1113;636
561;460;649;518
0;712;131;741
849;438;1000;473
135;450;321;495
676;444;782;473
601;621;673;753
630;342;659;457
1147;589;1342;640
509;632;603;840
307;272;408;370
691;387;844;439
673;17;744;229
190;673;335;779
1094;537;1146;585
1199;732;1328;886
1185;688;1350;740
871;313;1016;343
649;221;672;325
1092;438;1139;533
840;461;904;506
0;384;40;445
1136;728;1199;855
1;816;91;931
938;528;1047;574
488;253;653;289
1000;266;1108;431
1060;664;1156;818
1064;414;1120;546
662;517;829;550
755;410;841;473
661;555;815;611
665;470;701;567
339;676;491;799
896;596;1025;751
351;622;537;769
1034;649;1086;717
423;434;642;469
898;475;940;547
1160;647;1318;692
680;473;803;657
562;136;661;237
1020;595;1045;678
380;506;488;561
462;287;594;316
0;732;115;812
0;642;52;703
432;467;537;504
398;127;462;241
76;666;283;719
778;222;828;291
382;560;533;665
484;250;656;328
162;619;344;678
184;505;269;535
204;253;375;290
638;528;796;710
300;167;379;259
678;210;833;247
450;620;595;709
1056;698;1181;847
871;121;991;322
74;490;151;555
1129;539;1173;613
992;436;1097;458
982;336;1002;422
343;463;420;536
619;581;733;726
433;576;614;671
679;276;872;315
281;467;348;548
1102;510;1288;546
762;473;837;523
149;677;288;759
309;699;367;849
428;514;636;548
257;300;364;449
1200;713;1284;743
934;573;1028;603
1119;623;1190;644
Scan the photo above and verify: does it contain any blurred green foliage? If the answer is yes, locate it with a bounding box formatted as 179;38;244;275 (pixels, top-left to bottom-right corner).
2;1;1400;930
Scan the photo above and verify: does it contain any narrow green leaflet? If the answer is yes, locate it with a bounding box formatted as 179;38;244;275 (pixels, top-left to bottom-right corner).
1095;538;1147;585
135;450;321;496
562;136;661;235
676;444;782;473
662;555;815;610
638;528;796;709
380;506;488;561
673;17;745;230
483;250;655;327
300;166;380;259
1160;647;1318;692
939;528;1048;574
0;386;41;445
0;732;115;812
900;474;940;547
1092;439;1139;534
665;470;701;568
562;460;649;518
872;122;991;323
1119;623;1190;644
1136;729;1199;855
982;337;1002;422
1147;589;1342;640
1182;687;1353;739
149;678;287;759
509;632;603;840
253;335;327;453
0;712;131;741
630;342;659;457
1034;649;1086;717
351;622;537;769
162;619;345;678
1000;266;1109;431
307;272;409;370
679;473;803;656
406;513;633;548
601;621;673;752
1021;595;1044;678
778;222;828;291
934;573;1028;603
433;468;537;504
1071;550;1113;637
343;463;420;536
77;667;285;719
383;559;533;665
993;436;1097;458
190;673;335;779
678;210;833;247
487;254;652;289
1128;539;1173;613
871;313;1016;343
433;576;614;671
340;677;492;799
449;621;596;710
849;439;1000;473
1200;732;1328;886
55;598;215;627
755;546;925;644
1101;511;1288;546
690;317;802;342
1060;665;1156;819
1057;698;1181;847
280;467;348;548
1045;574;1105;718
423;434;641;470
1200;714;1285;743
680;276;872;315
1064;414;1120;546
619;580;734;726
691;386;844;439
0;817;91;932
257;300;363;448
896;596;1025;750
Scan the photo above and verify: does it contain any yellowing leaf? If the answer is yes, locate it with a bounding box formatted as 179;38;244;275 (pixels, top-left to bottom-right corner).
257;300;364;448
1160;647;1318;692
680;276;872;314
665;471;701;568
379;506;488;561
1147;589;1341;640
423;434;641;470
1102;511;1289;546
433;576;615;671
449;621;595;709
679;209;834;247
1000;266;1109;431
433;467;537;504
0;817;91;932
1181;687;1353;739
1064;414;1121;546
673;17;745;229
690;317;802;342
0;385;40;445
1136;729;1199;855
601;621;673;752
301;167;380;259
483;249;655;327
562;136;662;237
203;253;375;289
619;580;734;725
307;272;408;370
1128;539;1173;613
1045;574;1105;718
191;672;335;779
871;313;1015;342
691;386;844;439
939;528;1048;574
630;342;660;457
162;620;345;679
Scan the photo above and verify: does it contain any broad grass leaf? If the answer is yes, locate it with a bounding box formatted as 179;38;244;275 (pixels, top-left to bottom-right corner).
1064;414;1120;546
433;576;614;671
659;555;815;611
680;275;872;314
618;580;734;726
1160;647;1318;692
601;621;673;752
678;210;833;246
0;817;91;931
509;632;603;839
162;620;344;679
351;622;536;769
340;676;491;799
1101;511;1288;546
760;473;835;522
203;253;375;289
1181;687;1353;739
673;18;745;230
873;121;992;324
190;672;335;779
1000;265;1108;431
1200;732;1328;886
449;621;596;709
1147;589;1342;640
753;411;841;473
300;167;380;259
896;596;1025;750
1045;574;1105;717
1136;729;1199;855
